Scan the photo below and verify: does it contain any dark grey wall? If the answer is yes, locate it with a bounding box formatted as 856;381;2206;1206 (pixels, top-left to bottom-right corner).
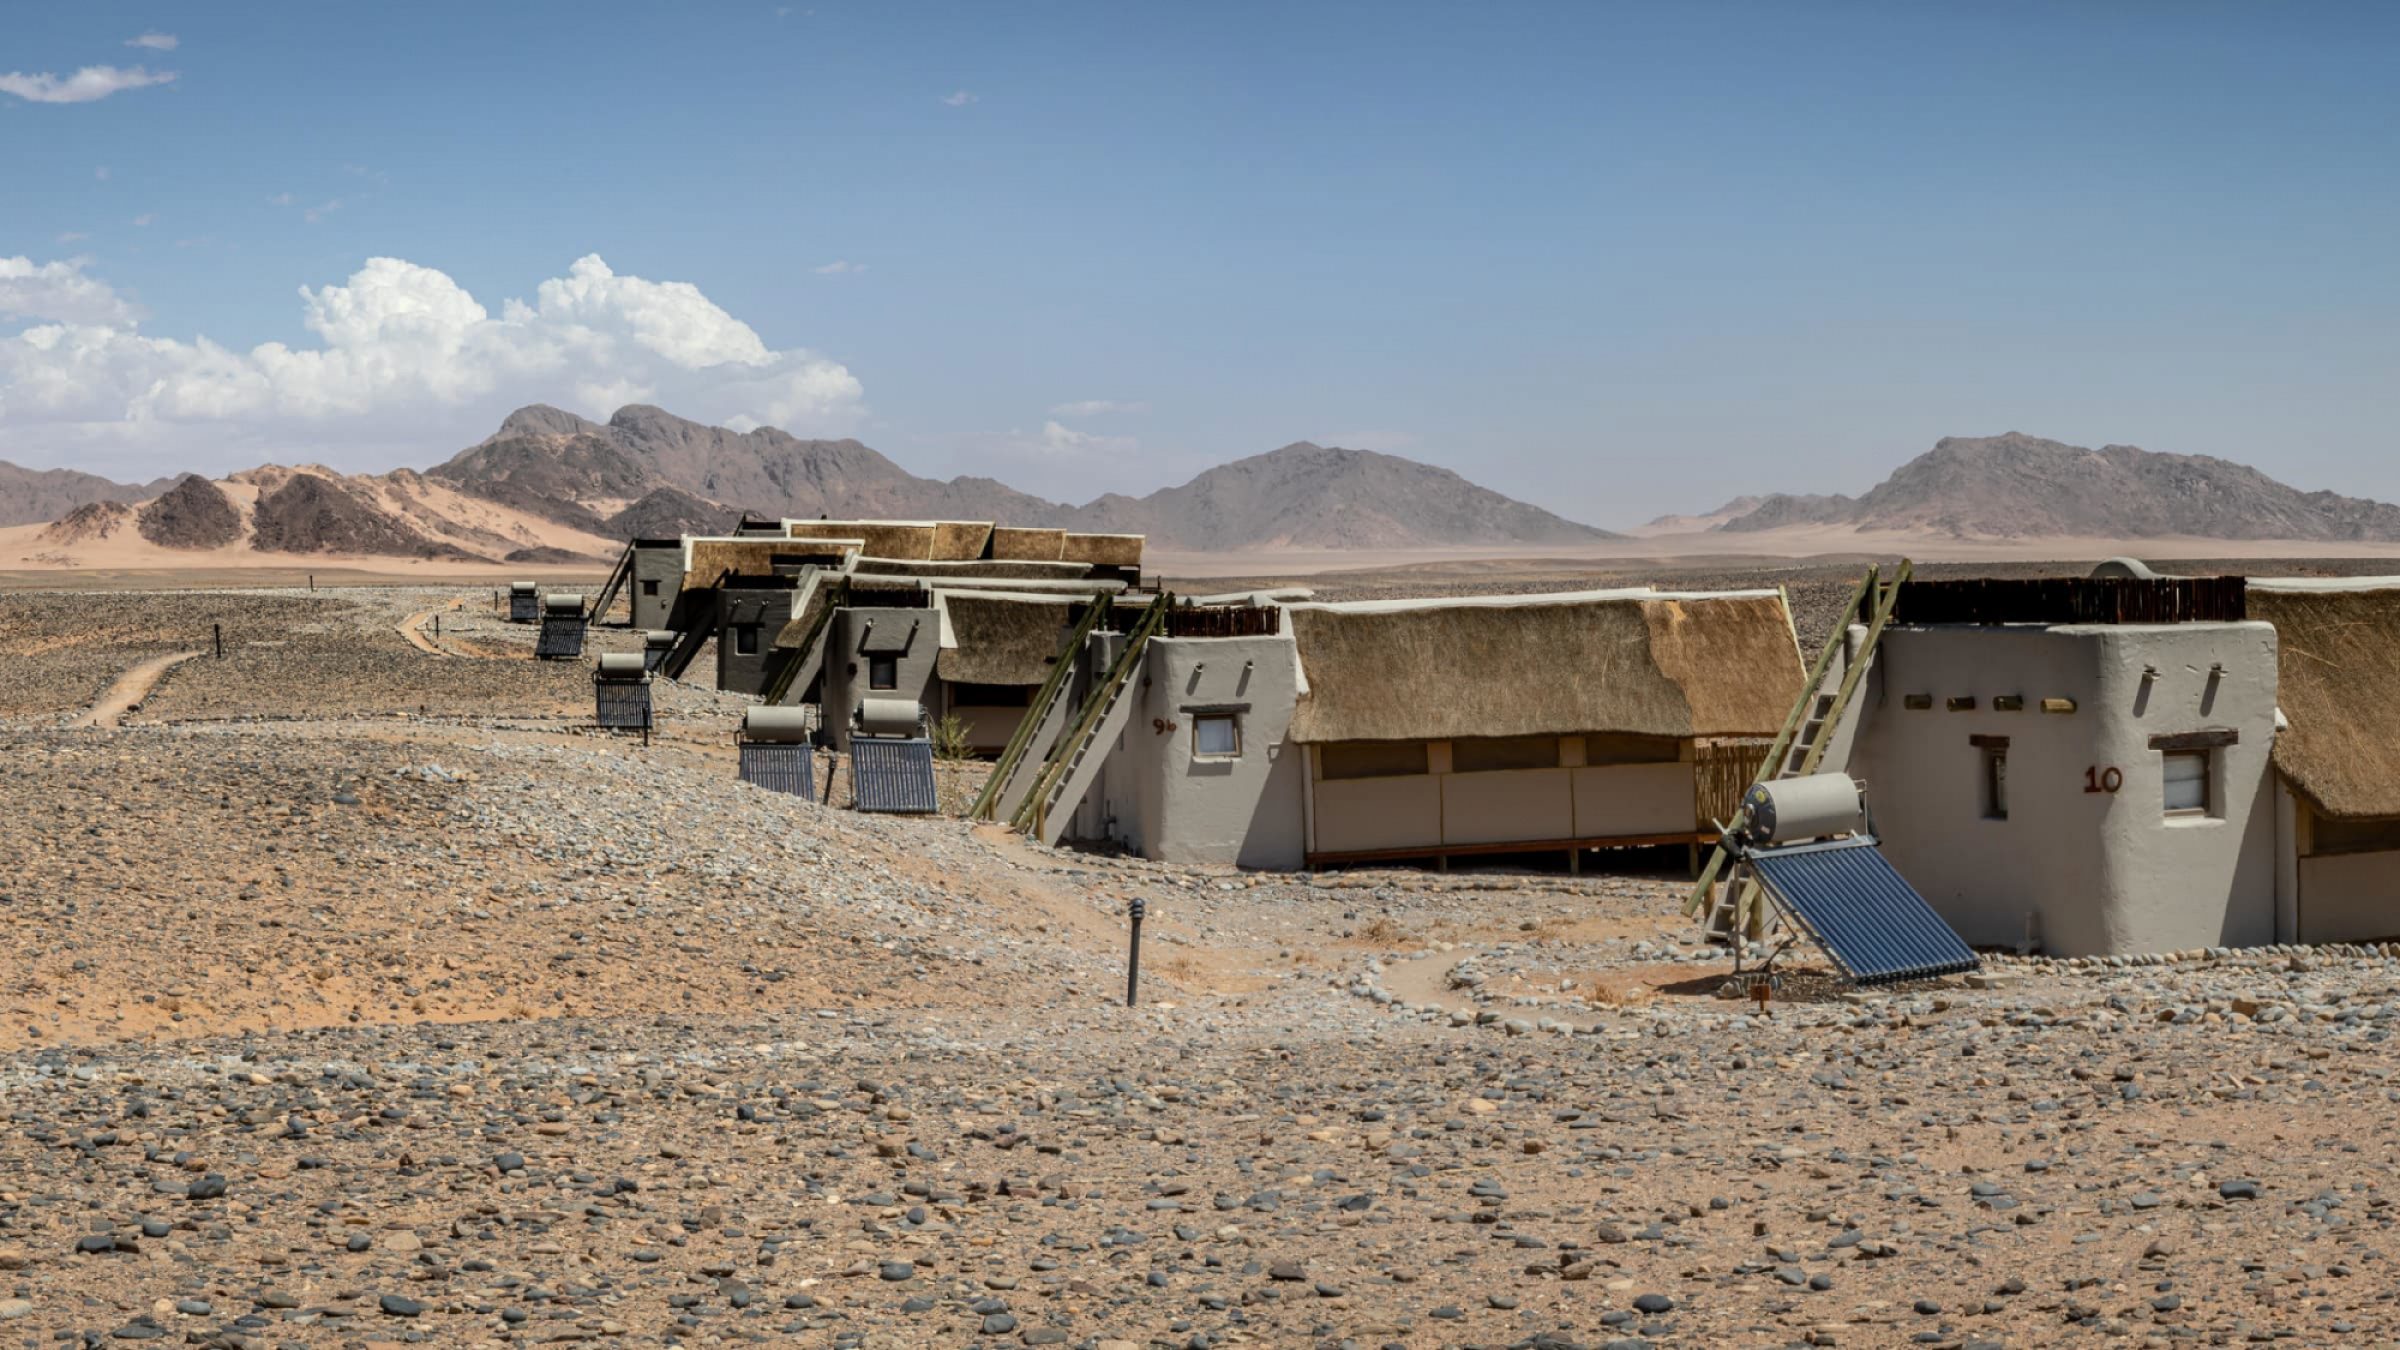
822;606;939;749
632;545;685;632
715;586;803;697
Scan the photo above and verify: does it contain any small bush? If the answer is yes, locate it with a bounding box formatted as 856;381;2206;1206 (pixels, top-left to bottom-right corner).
930;713;975;761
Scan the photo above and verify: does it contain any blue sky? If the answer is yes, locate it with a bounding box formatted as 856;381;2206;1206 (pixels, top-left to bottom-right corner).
3;1;2396;524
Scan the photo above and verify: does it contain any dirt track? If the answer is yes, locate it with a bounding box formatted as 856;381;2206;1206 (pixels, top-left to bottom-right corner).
67;648;204;728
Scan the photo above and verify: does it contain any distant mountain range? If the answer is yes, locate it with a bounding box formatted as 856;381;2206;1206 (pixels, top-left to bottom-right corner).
9;420;2397;566
1693;432;2400;541
0;405;1615;563
0;463;178;528
433;405;1616;551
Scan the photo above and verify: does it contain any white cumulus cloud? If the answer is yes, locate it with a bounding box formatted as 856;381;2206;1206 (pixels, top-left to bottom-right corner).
941;89;978;107
0;253;865;473
0;257;145;326
1049;399;1146;417
0;65;176;104
125;32;179;51
1038;420;1137;456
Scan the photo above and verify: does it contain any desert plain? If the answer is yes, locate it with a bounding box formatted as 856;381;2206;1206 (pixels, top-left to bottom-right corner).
0;557;2397;1350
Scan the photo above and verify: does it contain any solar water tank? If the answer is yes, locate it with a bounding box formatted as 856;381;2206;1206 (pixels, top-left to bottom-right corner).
591;652;652;730
738;706;818;796
1742;774;1865;845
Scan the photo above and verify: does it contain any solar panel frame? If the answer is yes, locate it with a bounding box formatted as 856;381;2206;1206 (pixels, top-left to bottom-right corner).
739;741;817;798
535;616;587;660
850;737;938;814
593;680;652;731
1748;836;1980;985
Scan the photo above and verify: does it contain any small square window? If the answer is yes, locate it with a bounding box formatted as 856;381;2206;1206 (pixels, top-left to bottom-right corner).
2163;750;2209;815
1319;741;1429;780
640;579;661;596
1193;713;1241;758
1983;748;2008;820
868;654;899;690
734;624;760;656
1452;735;1560;773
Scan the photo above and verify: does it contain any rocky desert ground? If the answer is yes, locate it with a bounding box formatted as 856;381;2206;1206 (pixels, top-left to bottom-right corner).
1;567;2397;1350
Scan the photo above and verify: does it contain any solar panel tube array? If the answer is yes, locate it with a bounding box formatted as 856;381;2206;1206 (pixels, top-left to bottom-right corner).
851;738;939;814
739;742;817;798
1749;837;1981;985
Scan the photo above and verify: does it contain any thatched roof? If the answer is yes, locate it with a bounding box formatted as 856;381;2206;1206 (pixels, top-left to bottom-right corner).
933;521;993;560
683;537;855;590
851;557;1093;581
1062;532;1143;567
795;520;941;560
938;592;1072;685
1286;591;1802;744
992;527;1067;561
2251;583;2400;820
988;526;1145;568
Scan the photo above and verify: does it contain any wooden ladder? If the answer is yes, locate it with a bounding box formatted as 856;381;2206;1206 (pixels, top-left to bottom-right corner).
585;544;636;626
1009;593;1169;837
1688;560;1913;939
969;593;1112;822
655;573;728;681
759;577;848;707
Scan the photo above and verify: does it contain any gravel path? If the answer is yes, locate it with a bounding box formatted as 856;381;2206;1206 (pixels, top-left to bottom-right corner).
0;579;2394;1348
67;648;206;728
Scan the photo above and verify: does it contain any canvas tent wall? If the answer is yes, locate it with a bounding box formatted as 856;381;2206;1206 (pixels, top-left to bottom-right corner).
2250;580;2400;943
1283;590;1805;866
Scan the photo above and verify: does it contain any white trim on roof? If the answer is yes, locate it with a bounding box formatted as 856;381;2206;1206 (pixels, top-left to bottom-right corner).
2248;576;2400;594
1282;586;1783;616
1189;587;1315;606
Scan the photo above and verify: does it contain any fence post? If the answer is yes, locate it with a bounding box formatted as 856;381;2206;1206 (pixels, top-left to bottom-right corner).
213;623;222;659
1125;897;1146;1007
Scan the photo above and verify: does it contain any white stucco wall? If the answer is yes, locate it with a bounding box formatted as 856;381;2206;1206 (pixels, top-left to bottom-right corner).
1850;622;2278;957
1087;635;1306;869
